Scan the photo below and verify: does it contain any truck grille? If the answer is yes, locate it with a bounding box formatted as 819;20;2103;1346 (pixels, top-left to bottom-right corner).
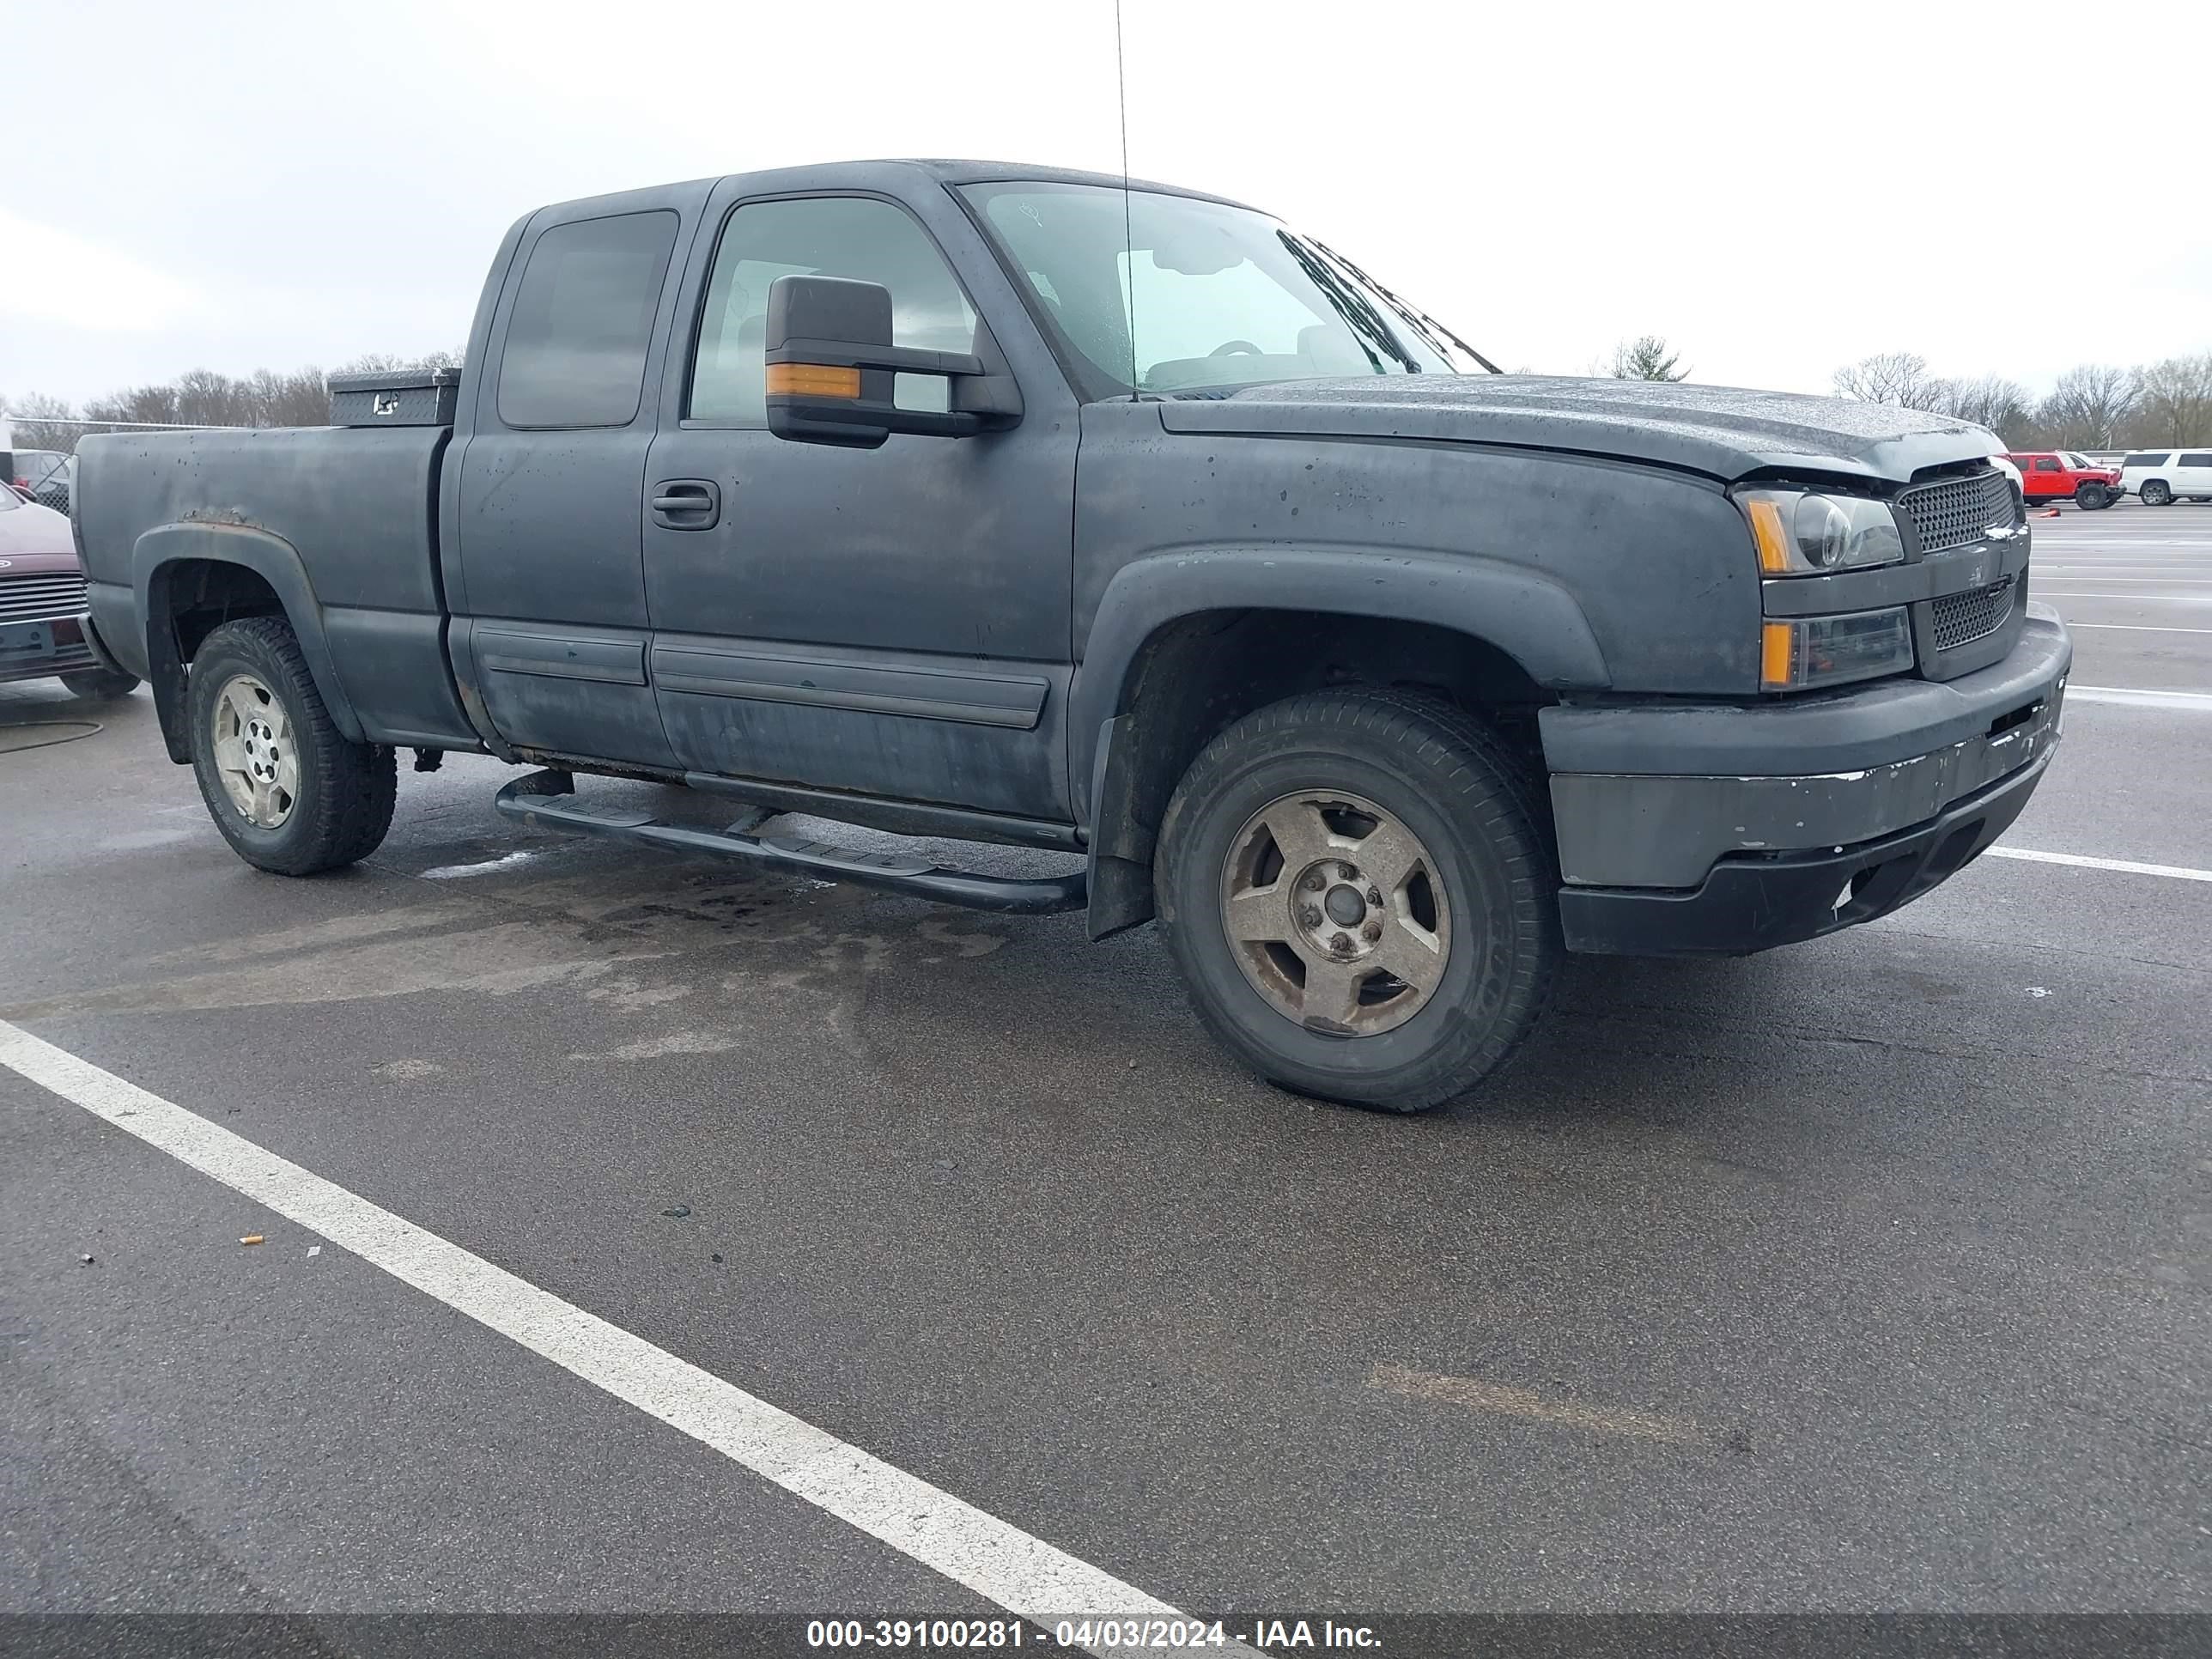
1900;470;2017;554
1930;575;2015;652
0;573;89;623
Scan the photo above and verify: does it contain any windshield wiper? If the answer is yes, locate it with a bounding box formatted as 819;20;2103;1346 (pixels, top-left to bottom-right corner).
1308;239;1502;374
1276;232;1409;375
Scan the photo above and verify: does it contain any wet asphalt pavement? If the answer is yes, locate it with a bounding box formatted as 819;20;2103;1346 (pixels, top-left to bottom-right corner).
3;503;2209;1644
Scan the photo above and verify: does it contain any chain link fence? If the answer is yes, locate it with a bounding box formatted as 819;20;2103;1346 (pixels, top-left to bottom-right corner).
4;416;240;515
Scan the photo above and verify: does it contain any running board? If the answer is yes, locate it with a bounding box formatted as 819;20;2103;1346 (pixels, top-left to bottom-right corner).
493;770;1087;915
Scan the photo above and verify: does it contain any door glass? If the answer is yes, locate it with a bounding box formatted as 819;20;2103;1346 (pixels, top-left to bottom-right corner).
2179;453;2212;469
497;210;680;429
690;197;977;425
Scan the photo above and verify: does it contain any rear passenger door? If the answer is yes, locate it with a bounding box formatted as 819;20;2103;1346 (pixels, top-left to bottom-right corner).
2179;453;2212;499
452;195;695;766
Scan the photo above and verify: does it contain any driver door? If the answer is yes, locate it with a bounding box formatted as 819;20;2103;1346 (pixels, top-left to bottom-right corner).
642;185;1079;823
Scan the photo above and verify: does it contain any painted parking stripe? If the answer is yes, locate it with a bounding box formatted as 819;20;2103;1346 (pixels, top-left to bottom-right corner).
1988;848;2212;884
2063;685;2212;711
2064;623;2212;635
0;1018;1229;1656
2039;592;2212;603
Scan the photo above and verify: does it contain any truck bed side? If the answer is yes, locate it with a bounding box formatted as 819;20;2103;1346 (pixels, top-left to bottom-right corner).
76;425;478;751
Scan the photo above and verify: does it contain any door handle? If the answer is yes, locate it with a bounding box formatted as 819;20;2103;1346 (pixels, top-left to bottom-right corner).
651;479;721;530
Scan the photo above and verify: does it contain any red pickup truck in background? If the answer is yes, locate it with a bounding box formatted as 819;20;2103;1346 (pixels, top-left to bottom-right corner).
2003;451;2122;509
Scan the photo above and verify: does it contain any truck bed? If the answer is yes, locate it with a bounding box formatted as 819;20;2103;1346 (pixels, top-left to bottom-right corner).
76;424;475;750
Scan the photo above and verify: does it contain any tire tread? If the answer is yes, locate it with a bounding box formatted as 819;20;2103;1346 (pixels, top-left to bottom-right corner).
1156;687;1561;1112
188;616;396;875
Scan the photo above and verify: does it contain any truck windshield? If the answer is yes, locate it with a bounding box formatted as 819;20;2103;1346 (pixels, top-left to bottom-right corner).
960;181;1490;400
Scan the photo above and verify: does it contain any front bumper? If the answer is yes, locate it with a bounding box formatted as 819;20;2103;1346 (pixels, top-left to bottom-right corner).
0;613;97;685
1543;607;2070;957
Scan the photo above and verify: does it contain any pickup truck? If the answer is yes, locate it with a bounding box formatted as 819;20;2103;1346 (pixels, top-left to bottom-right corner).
75;159;2071;1113
2002;451;2122;510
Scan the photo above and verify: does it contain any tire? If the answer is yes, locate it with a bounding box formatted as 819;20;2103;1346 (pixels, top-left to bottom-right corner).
2142;480;2173;506
186;616;396;875
59;667;140;701
1154;689;1561;1114
2075;483;2109;509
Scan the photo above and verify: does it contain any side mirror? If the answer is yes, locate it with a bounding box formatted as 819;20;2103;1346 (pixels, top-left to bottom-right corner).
764;275;1021;449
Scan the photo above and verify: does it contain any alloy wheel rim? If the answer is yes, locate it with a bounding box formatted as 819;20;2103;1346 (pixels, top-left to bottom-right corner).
210;673;298;829
1219;789;1452;1036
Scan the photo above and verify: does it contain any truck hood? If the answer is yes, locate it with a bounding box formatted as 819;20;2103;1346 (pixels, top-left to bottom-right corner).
1155;374;1996;485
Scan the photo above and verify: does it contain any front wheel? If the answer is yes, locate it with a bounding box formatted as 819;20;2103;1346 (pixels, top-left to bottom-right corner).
2075;483;2110;509
1154;690;1561;1113
2142;480;2174;506
187;616;396;874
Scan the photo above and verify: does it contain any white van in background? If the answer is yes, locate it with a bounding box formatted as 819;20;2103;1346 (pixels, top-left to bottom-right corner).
2120;449;2212;505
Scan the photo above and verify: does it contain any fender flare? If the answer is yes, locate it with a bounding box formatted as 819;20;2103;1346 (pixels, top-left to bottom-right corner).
132;522;368;761
1067;544;1610;821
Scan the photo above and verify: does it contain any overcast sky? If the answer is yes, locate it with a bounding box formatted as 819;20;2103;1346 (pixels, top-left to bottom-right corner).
3;0;2205;409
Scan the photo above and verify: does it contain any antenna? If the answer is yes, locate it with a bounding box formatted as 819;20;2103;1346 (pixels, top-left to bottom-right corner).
1114;0;1137;399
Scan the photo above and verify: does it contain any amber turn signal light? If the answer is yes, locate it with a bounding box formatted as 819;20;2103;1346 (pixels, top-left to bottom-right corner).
765;362;862;399
1760;621;1796;688
1746;497;1793;574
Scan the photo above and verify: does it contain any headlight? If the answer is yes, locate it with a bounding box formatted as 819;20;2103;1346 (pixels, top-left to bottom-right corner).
1736;486;1906;574
1760;608;1915;690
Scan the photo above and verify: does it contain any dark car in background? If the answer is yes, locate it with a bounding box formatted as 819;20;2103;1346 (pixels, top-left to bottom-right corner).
0;484;138;697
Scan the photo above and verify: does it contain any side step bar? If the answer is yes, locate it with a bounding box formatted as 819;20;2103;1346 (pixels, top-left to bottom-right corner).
493;770;1087;915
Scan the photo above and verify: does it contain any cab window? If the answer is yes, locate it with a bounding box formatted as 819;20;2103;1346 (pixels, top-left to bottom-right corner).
689;197;977;426
497;210;680;429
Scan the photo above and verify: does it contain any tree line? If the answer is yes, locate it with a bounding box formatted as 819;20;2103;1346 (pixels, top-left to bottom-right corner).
1604;335;2212;451
2;351;462;453
15;342;2210;455
1828;350;2212;451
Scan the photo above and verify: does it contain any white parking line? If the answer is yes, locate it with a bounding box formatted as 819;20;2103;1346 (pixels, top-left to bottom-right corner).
1989;848;2212;884
2064;685;2212;711
0;1018;1220;1655
2039;592;2212;603
2064;623;2212;635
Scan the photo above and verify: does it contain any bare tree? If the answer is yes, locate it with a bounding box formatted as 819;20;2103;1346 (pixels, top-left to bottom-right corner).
2126;353;2212;447
9;349;472;460
2034;364;2137;450
1607;335;1689;381
1917;375;2035;444
1832;351;1935;406
0;390;82;453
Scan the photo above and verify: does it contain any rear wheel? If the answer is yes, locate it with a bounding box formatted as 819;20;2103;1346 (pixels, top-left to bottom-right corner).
2075;483;2109;509
2142;480;2174;506
59;667;139;701
186;616;396;874
1154;689;1560;1113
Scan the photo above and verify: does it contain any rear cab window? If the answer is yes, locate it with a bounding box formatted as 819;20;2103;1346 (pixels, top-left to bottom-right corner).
496;211;681;428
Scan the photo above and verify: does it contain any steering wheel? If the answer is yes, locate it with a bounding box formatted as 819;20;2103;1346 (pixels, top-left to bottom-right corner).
1209;340;1263;356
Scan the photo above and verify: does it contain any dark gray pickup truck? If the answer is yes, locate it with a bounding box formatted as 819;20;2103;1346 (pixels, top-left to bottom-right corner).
76;159;2069;1111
